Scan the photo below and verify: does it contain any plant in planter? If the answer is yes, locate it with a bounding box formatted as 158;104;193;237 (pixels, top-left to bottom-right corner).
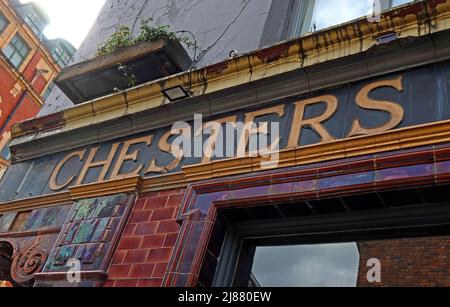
95;19;195;57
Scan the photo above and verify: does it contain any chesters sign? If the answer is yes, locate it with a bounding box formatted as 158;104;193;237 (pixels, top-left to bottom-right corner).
2;61;444;197
48;76;406;191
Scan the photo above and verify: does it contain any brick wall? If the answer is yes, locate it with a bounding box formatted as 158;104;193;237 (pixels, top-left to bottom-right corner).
357;236;450;287
104;189;185;287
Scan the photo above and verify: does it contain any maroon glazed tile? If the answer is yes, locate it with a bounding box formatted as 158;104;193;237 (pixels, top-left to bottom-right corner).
292;179;318;194
228;185;272;200
376;164;433;182
137;278;163;287
147;248;173;263
375;149;434;168
114;279;139;288
434;146;450;162
140;234;166;249
108;264;132;279
134;222;158;236
319;171;375;191
269;182;295;196
124;249;150;264
144;197;168;210
129;263;155;279
152;263;169;278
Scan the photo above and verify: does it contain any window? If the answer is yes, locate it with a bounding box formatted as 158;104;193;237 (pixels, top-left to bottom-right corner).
0;11;9;34
290;0;415;37
2;34;31;68
251;243;360;287
51;45;72;67
24;10;45;39
42;81;55;101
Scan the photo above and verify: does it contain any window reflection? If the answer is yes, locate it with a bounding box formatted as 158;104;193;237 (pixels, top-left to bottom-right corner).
296;0;415;35
251;243;360;287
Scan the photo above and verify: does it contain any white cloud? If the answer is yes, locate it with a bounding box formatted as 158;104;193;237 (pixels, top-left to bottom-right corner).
20;0;106;48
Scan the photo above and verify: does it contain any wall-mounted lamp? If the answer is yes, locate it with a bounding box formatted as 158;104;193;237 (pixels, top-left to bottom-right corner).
162;86;191;102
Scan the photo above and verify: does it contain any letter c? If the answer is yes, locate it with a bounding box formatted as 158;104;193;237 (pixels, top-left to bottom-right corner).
49;150;86;191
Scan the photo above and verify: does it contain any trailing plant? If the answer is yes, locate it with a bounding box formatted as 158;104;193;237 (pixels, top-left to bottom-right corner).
95;19;195;57
96;26;135;57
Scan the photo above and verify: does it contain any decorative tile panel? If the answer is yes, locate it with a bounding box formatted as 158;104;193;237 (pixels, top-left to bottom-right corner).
35;193;135;287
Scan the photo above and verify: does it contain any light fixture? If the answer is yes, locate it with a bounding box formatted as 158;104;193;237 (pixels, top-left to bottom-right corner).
162;86;191;102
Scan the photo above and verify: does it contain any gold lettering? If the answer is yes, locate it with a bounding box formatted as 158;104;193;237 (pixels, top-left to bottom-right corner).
238;105;285;156
200;115;238;164
145;127;188;174
110;135;153;180
288;95;338;148
49;150;86;191
75;143;120;185
348;76;404;137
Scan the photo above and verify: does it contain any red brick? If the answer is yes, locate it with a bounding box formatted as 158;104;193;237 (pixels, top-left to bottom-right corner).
118;237;142;251
140;234;165;248
144;196;168;210
147;248;173;263
166;195;184;208
123;224;137;237
134;198;147;211
151;207;176;221
158;189;184;197
164;233;178;247
137;278;163;287
152;263;168;278
129;263;155;278
124;249;149;264
102;280;115;287
112;250;127;264
108;265;132;279
157;221;179;234
134;222;158;236
129;210;153;223
114;279;139;287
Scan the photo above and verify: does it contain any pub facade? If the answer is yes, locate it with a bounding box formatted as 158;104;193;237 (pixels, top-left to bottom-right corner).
1;0;450;287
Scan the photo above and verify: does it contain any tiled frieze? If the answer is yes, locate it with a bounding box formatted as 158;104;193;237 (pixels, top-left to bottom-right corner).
34;194;135;287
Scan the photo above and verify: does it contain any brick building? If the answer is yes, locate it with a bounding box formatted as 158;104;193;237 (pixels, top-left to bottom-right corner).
0;0;75;178
1;0;450;287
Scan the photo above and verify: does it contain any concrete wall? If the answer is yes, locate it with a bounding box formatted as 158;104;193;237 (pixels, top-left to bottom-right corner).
40;0;293;116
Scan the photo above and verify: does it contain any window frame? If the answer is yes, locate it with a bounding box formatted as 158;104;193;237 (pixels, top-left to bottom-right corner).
51;45;72;67
2;33;31;69
0;10;9;34
287;0;415;39
212;202;450;287
24;10;45;39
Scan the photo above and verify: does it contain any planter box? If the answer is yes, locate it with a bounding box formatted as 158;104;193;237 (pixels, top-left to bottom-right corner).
55;39;192;104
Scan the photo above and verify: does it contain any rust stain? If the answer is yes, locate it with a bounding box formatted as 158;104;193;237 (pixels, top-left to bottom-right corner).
36;113;65;131
205;62;229;76
255;44;290;64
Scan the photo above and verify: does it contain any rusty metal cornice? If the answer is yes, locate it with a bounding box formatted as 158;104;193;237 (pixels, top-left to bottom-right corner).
9;0;450;162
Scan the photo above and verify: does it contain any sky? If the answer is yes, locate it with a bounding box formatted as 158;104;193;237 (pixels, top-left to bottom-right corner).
252;243;360;287
20;0;106;48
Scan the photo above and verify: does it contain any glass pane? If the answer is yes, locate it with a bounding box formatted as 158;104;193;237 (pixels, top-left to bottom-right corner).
307;0;415;33
251;243;360;287
10;53;23;68
310;0;369;32
392;0;414;6
2;44;13;58
0;14;8;33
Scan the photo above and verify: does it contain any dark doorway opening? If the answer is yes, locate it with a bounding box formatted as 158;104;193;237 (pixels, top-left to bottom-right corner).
197;185;450;287
0;242;20;287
